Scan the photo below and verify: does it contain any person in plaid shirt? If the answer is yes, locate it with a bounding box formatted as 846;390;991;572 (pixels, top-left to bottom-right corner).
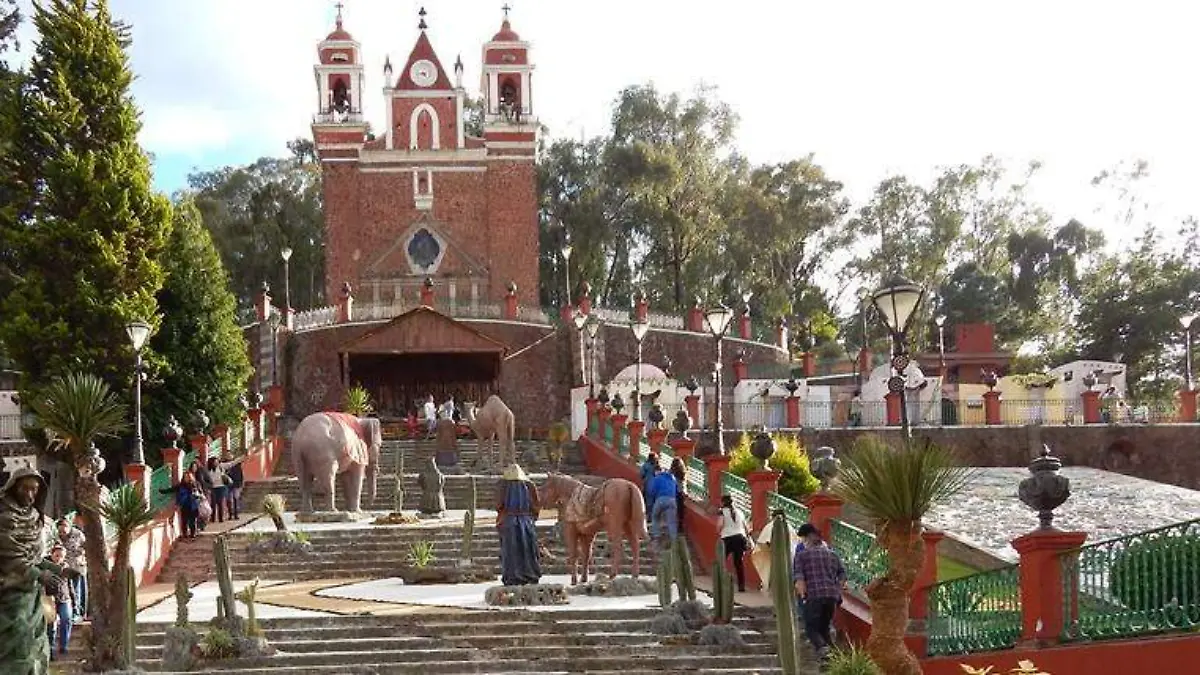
55;517;87;622
792;523;846;661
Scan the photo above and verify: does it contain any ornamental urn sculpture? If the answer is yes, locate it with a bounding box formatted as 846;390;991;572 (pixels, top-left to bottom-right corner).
750;431;776;469
1018;444;1071;530
238;392;250;411
1082;372;1098;390
981;368;999;392
163;415;184;449
611;393;625;415
672;409;692;436
192;409;210;436
648;404;665;430
783;377;800;396
683;375;700;396
810;446;841;492
597;387;610;407
251;391;265;409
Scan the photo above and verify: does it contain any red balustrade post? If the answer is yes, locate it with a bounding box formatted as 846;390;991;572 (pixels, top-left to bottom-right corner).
785;396;801;428
190;434;210;466
685;395;701;428
703;454;732;510
627;420;646;463
905;529;946;657
1012;529;1088;646
1081;390;1102;424
161;446;184;486
885;391;902;426
124;463;150;508
669;437;695;463
1181;389;1198;422
984;391;1002;425
503;283;519;320
803;492;844;543
747;470;781;535
610;414;628;454
646;428;668;457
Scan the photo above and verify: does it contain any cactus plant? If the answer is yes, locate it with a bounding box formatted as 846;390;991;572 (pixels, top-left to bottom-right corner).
261;493;287;532
657;552;675;607
123;566;137;667
236;578;263;637
672;536;696;602
174;573;193;627
213;535;239;622
770;512;800;675
712;538;734;624
460;475;476;562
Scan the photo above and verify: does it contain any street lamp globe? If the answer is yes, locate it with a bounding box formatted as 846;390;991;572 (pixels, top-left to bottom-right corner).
585;316;602;339
281;247;293;262
630;318;650;343
572;312;588;331
126;320;151;352
704;304;735;337
268;308;283;331
935;314;947;328
560;243;572;261
1182;314;1196;330
871;275;925;335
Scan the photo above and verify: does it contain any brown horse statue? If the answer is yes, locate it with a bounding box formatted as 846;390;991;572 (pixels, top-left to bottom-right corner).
539;473;647;584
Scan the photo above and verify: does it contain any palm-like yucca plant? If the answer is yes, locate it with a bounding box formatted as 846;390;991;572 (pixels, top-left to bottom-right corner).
261;493;288;532
834;435;974;675
407;540;437;568
28;372;133;670
826;643;883;675
342;384;375;416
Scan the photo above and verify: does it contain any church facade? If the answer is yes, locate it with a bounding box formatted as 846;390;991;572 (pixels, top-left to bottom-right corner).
312;6;540;309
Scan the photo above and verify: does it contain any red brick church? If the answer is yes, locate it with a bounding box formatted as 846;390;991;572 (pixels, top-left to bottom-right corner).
311;5;539;308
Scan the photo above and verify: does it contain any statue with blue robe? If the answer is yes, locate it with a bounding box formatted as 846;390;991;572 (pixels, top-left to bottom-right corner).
495;464;541;586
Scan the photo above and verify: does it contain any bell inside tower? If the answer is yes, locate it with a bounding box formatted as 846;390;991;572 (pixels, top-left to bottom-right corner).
498;78;521;122
331;79;351;113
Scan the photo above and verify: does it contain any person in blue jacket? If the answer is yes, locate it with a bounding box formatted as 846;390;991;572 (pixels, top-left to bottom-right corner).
645;464;679;546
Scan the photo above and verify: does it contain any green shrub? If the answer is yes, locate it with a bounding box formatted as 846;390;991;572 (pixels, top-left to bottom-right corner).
342;384;375;416
826;643;882;674
728;432;820;501
201;628;237;658
1109;533;1200;612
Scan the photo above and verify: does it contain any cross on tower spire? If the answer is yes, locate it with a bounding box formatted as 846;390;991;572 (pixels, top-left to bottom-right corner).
418;6;428;31
335;1;344;29
502;3;511;19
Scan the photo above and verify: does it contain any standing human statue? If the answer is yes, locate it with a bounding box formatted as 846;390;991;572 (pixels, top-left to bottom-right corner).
0;467;55;674
495;464;541;586
417;458;446;516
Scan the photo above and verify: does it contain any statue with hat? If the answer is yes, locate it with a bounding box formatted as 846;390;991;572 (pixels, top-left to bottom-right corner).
494;464;541;586
0;467;55;674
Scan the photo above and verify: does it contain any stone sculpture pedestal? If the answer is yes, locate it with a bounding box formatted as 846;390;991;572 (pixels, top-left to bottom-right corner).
295;511;368;523
434;419;459;469
484;583;569;606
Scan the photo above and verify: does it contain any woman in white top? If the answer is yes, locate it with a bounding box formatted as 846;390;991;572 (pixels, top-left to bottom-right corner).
717;494;751;592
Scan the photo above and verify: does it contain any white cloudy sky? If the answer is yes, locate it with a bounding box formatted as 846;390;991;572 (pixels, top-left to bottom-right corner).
10;0;1199;251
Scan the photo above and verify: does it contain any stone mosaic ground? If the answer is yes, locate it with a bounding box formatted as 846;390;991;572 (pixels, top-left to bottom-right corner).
927;467;1200;562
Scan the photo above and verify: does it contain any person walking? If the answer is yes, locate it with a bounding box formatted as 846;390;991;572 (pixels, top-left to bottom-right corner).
495;464;542;586
206;457;231;523
225;454;245;520
42;544;72;660
717;495;751;592
639;453;658;519
644;464;679;546
54;517;87;622
423;394;438;437
793;523;846;662
160;472;202;539
669;457;687;533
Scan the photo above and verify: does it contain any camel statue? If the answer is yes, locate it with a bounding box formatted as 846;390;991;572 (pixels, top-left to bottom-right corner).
539;473;648;584
292;412;382;513
463;395;515;470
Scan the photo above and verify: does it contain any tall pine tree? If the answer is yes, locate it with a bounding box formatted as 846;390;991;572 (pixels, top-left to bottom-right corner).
147;198;253;450
0;0;171;403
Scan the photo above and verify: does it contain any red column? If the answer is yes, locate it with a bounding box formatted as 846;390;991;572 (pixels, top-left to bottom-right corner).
775;319;788;350
685;395;700;428
1081;390;1101;424
687;306;704;332
560;304;574;323
738;313;751;340
905;530;946;657
669;437;696;462
1179;389;1197;422
857;348;872;381
256;288;272;322
885;391;902;426
268;384;284;415
161;446;184;485
337;283;354;323
124;463;150;507
635;298;649;322
647;428;668;456
804;492;844;543
627;420;645;463
732;356;748;383
597;408;612;442
802;352;816;378
747;470;781;535
503;285;519;319
189;434;210;465
247;408;263;446
984;391;1002;425
212;424;230;457
1012;529;1088;645
610;414;628;454
585;398;598;434
785;396;801;428
577;282;592;315
420;281;435;308
703;454;732;510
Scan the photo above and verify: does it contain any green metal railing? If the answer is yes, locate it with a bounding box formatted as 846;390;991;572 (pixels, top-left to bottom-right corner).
1061;517;1200;642
927;565;1023;655
768;491;810;530
829;518;889;598
685;456;708;502
720;472;752;519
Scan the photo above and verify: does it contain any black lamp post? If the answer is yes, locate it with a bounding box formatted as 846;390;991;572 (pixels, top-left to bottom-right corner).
1183;314;1196;391
125;320;151;465
585;316;602;399
870;275;925;438
630;317;650;421
560;241;573;308
704;303;736;455
268;309;283;387
935;314;947;380
281;246;293;318
572;310;589;388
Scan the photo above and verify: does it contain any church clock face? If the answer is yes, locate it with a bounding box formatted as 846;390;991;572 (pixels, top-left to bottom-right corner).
410;59;437;87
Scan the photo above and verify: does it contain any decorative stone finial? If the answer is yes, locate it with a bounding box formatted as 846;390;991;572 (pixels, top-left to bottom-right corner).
1018;444;1071;530
193;409;210;435
671;409;691;435
423;276;434;289
683;375;699;395
610;393;625;414
163;415;183;449
648;404;665;430
784;377;799;395
810;446;841;492
750;431;775;469
251;391;265;409
507;281;517;294
981;368;998;391
341;281;353;298
261;281;271;294
418;6;428;31
597;387;610;406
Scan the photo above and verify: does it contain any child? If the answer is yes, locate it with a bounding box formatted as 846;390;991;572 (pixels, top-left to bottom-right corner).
43;545;73;659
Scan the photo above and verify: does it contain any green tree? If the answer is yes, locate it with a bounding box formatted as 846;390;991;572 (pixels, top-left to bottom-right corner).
186;144;323;313
145;198;254;451
0;0;171;405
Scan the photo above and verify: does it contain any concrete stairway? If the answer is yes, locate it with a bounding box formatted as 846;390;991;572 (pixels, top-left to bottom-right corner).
158;523;662;582
136;608;802;674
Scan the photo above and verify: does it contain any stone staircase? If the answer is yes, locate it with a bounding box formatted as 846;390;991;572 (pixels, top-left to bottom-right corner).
136;608;802;674
158;523;661;582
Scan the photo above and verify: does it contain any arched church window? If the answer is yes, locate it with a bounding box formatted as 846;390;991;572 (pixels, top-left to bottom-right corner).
332;80;351;113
